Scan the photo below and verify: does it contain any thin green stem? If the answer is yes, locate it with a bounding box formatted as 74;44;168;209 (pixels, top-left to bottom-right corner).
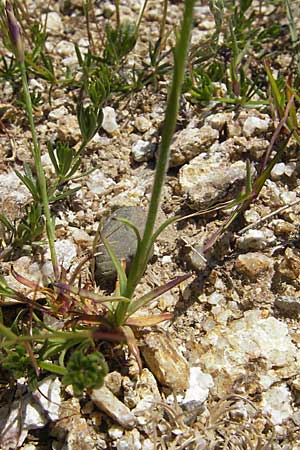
115;0;196;325
19;61;58;278
0;322;17;340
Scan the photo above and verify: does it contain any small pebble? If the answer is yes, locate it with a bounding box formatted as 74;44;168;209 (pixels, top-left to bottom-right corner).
131;140;153;162
91;386;136;429
102;106;119;134
41;12;64;34
271;163;286;180
134;116;151;133
235;252;274;280
243;116;270;137
48;106;68;120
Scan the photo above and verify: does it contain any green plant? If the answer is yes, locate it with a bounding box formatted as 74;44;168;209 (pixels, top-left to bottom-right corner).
0;203;44;260
0;0;196;391
4;1;58;276
186;0;281;107
201;98;295;252
99;0;196;329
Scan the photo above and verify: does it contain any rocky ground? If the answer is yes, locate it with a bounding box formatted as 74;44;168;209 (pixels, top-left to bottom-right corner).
0;0;300;449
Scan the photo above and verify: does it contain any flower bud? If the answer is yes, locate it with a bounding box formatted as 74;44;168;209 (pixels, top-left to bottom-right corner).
5;1;24;62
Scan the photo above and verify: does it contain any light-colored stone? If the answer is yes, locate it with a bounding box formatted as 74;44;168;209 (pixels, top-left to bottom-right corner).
56;113;81;143
41;12;64;34
102;106;119;133
69;227;92;246
0;170;31;206
182;367;214;404
105;371;123;396
179;153;248;209
262;385;293;425
235;252;274;280
86;169;115;195
205;112;234;130
116;429;142;450
168;126;218;167
131;140;154;162
199;310;298;398
134;116;152;133
141;332;189;391
130;369;162;428
271;162;286;180
243;116;270;137
48;106;68;120
108;425;124;439
236;229;275;251
0;377;61;449
91;386;136;429
45;239;77;271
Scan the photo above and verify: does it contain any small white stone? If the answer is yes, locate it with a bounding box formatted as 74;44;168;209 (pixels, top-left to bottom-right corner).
243;116;270;137
77;37;89;48
280;191;297;205
86;169;115;195
237;229;275;251
131;140;153;162
143;439;155;450
45;239;77;270
262;385;293;425
62;56;78;67
91;386;136;428
205;112;233;130
161;255;172;264
284;162;296;177
271;163;286;180
41;152;52;168
41;12;64;34
0;171;31;204
101;106;119;134
49;106;68;120
29;78;44;90
208;292;224;305
108;425;124;439
70;227;92;245
244;209;260;224
134;116;152;133
182;367;214;404
56;40;76;58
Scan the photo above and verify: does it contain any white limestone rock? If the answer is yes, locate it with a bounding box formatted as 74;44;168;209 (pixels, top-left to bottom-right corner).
262;385;293;425
168;125;218;167
199;310;298;398
243;116;271;137
41;12;64;34
236;229;276;251
182;367;214;404
101;106;119;134
179;153;248;209
86;169;115;195
131;139;153;162
91;386;136;429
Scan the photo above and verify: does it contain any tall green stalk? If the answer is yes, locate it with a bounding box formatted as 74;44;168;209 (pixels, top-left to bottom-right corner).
115;0;196;324
5;1;58;278
20;63;58;277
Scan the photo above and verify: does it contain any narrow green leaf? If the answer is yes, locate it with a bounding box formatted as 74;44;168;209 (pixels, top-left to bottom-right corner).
127;273;192;317
114;217;142;244
38;361;67;375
